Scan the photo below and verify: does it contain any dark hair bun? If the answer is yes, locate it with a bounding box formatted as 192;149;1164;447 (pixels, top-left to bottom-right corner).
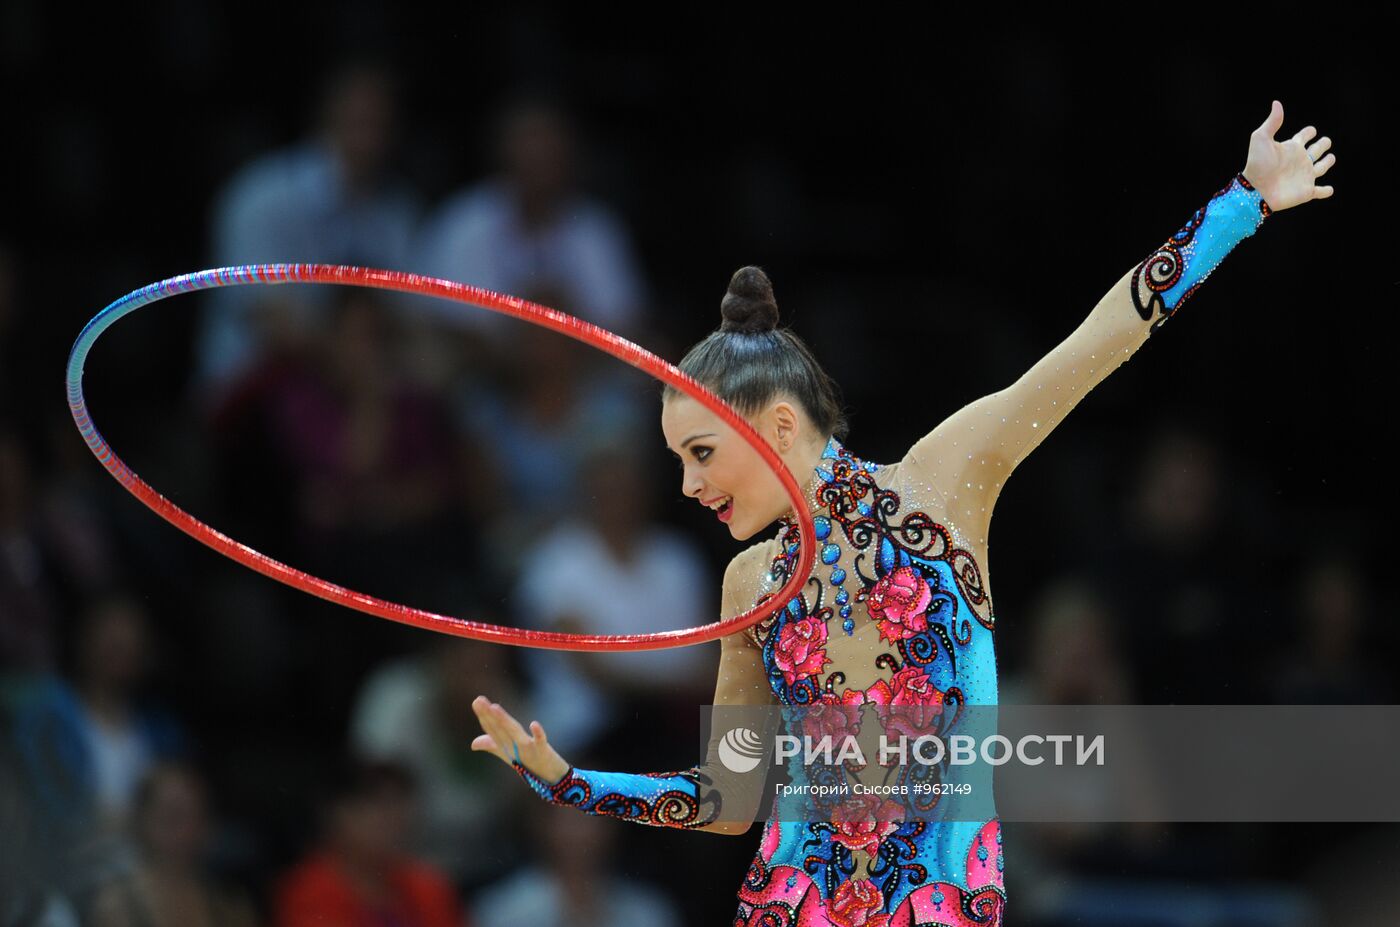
720;266;779;334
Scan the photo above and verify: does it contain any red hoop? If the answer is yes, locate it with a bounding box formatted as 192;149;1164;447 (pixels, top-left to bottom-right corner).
66;263;815;650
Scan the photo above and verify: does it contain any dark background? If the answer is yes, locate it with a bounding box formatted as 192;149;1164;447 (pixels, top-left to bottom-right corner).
2;6;1396;926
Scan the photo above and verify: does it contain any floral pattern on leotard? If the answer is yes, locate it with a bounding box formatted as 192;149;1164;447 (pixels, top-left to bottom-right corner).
733;437;1005;926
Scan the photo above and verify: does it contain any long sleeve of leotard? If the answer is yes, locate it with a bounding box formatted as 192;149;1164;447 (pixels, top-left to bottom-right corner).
903;171;1272;543
510;547;777;834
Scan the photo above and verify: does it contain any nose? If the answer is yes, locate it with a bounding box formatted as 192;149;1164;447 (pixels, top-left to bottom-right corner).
681;463;705;499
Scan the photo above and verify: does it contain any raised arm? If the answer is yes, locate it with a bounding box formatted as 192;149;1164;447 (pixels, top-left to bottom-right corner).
904;101;1333;542
474;548;777;836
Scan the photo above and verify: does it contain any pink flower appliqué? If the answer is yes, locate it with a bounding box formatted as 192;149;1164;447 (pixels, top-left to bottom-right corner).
831;794;904;857
866;566;932;643
889;664;945;708
801;695;862;744
800;695;866;772
879;667;947;757
774;616;832;686
828;878;891;927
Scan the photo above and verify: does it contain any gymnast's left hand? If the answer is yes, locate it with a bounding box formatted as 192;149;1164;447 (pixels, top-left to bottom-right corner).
1241;99;1336;211
470;694;571;785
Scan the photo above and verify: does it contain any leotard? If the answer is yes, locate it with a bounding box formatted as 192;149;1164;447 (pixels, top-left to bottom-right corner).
512;172;1272;925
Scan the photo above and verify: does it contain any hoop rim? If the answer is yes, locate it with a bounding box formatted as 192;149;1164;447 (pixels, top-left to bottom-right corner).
66;263;816;651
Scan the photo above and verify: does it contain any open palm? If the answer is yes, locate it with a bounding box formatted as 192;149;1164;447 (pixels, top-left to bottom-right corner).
471;694;571;785
1242;100;1336;211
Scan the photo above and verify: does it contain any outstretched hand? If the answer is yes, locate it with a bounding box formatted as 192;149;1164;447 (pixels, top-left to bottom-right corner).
1242;100;1336;211
471;694;571;785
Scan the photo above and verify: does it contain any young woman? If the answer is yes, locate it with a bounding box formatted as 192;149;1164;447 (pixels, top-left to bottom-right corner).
471;100;1335;924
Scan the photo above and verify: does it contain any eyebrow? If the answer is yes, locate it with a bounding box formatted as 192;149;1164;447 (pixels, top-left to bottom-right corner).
667;433;717;456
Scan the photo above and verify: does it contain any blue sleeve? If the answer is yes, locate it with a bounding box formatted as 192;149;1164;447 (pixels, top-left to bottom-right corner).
1131;172;1272;328
511;760;722;829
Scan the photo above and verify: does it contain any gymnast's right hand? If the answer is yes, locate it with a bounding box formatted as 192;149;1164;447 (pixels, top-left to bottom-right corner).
470;694;571;785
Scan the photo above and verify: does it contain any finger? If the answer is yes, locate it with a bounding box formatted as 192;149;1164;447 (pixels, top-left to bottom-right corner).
530;720;548;744
1293;125;1318;146
475;702;518;755
473;735;514;766
490;701;532;744
1307;136;1332;160
475;697;515;734
471;695;492;727
1315;185;1334;199
475;701;514;749
1256;99;1283;138
1314;152;1336;174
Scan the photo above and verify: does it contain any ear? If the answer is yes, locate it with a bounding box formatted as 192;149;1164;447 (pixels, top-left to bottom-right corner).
771;399;800;453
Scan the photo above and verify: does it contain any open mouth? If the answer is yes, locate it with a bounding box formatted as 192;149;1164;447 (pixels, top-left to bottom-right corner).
715;498;733;522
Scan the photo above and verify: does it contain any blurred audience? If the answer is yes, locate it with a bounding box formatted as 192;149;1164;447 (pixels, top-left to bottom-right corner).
34;415;123;601
349;637;529;893
192;58;421;408
59;591;188;838
415;92;650;345
272;756;461;927
0;729;84;927
1000;578;1136;706
1267;552;1393;704
999;580;1172;903
471;799;681;927
451;284;649;575
207;288;474;606
1090;423;1259;702
512;439;713;762
1;591;189;916
0;428;64;672
86;761;259;927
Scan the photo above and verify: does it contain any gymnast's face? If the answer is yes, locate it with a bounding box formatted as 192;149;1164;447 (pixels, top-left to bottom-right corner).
661;393;810;542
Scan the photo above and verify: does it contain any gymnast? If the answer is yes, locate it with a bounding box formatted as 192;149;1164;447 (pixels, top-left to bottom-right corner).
458;98;1336;923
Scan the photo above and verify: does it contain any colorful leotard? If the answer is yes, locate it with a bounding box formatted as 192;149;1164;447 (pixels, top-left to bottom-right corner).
512;172;1272;925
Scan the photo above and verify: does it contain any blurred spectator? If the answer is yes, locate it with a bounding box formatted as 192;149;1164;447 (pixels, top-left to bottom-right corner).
415;92;650;344
1267;553;1393;704
209;288;470;606
0;428;64;672
192;58;420;408
1000;579;1136;707
470;799;681;927
2;592;188;908
349;636;529;892
86;761;259;927
60;592;188;837
35;414;122;597
1089;423;1258;702
0;728;84;927
273;756;461;927
452;284;649;575
998;579;1166;883
512;439;713;762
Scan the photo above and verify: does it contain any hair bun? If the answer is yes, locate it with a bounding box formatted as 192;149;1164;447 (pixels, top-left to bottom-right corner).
720;266;779;334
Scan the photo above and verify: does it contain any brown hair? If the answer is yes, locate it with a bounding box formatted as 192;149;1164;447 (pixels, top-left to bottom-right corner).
661;266;848;439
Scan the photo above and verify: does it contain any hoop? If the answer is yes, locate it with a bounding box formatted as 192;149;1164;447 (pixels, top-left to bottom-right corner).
66;264;816;651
